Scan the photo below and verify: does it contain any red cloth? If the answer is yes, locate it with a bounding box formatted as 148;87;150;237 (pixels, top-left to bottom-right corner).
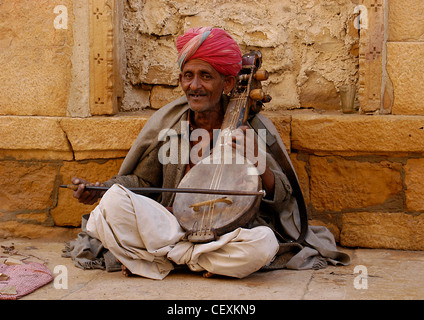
0;262;53;300
177;27;242;76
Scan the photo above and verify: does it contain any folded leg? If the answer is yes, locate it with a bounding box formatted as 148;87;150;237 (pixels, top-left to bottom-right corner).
168;226;279;278
86;184;185;280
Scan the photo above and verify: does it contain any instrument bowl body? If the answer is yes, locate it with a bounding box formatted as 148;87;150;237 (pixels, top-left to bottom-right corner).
173;151;262;242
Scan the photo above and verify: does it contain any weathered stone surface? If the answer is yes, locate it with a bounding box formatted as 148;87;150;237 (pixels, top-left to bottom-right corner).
357;0;386;114
0;46;73;117
51;159;123;226
0;0;74;117
309;156;402;212
0;161;59;212
265;73;300;109
387;42;424;115
341;212;424;250
59;116;147;160
16;213;49;224
292;113;424;155
89;0;123;116
121;85;151;111
0;0;74;48
0;221;78;239
290;153;310;205
150;86;184;110
263;113;291;153
122;0;359;112
125;33;180;87
299;71;341;111
404;159;424;212
389;0;424;41
0;117;73;160
67;0;90;118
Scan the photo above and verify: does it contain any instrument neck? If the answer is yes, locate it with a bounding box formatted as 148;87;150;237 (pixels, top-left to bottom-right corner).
220;95;249;132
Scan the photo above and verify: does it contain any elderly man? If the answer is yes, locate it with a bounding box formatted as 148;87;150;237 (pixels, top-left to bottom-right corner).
70;27;349;280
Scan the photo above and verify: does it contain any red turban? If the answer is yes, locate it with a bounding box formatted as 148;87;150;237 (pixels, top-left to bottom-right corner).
176;27;242;76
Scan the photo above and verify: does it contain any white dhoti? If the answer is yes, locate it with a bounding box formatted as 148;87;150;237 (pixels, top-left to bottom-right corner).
86;184;279;280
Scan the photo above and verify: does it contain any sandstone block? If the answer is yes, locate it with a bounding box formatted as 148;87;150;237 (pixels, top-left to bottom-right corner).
389;0;424;41
0;1;74;117
121;85;151;111
341;212;424;250
126;34;180;86
309;157;402;212
89;0;122;116
0;161;59;212
136;0;179;36
150;87;184;110
404;159;424;211
266;73;300;110
292;113;424;155
0;117;73;160
263;113;291;153
59;116;147;160
387;42;424;115
0;221;78;240
0;0;74;48
67;0;90;118
51;159;123;226
357;0;386;114
0;46;73;117
16;213;50;224
289;153;309;205
299;71;340;111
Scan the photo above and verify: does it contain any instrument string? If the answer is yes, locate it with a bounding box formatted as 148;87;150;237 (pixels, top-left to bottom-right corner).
203;90;248;235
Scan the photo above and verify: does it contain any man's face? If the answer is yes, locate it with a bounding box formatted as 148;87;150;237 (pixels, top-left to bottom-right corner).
179;59;234;113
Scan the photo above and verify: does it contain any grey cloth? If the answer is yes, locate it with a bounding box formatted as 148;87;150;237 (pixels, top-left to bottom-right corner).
260;197;350;270
62;215;121;272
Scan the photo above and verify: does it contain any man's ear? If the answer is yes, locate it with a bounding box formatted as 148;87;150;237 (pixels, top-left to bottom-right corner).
223;75;236;94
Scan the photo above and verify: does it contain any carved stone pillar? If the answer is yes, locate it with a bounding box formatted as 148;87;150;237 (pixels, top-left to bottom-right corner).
89;0;124;115
358;0;393;114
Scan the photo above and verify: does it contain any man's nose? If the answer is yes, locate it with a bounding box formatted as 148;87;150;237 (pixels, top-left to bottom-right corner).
189;75;202;90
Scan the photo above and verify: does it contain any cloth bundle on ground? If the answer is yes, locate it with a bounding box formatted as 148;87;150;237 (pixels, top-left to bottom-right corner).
62;214;122;272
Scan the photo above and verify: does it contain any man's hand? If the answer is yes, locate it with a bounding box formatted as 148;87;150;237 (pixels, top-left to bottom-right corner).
230;125;259;166
72;177;105;205
230;126;275;198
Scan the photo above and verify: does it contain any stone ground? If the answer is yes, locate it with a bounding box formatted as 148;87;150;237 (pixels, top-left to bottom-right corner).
1;238;423;302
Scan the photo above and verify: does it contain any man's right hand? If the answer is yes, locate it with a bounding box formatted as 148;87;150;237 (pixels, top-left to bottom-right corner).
72;177;105;205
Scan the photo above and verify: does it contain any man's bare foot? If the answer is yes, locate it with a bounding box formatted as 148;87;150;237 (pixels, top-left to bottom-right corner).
203;271;215;278
121;265;133;277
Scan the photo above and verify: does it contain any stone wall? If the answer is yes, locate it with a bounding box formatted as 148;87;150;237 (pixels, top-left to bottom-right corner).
1;0;424;250
387;0;424;115
121;0;360;112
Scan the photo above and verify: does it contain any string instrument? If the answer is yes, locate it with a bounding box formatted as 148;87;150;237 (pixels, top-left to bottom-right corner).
173;50;272;243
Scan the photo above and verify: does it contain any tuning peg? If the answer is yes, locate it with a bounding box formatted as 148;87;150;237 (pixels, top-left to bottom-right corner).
253;70;269;81
262;94;272;103
250;89;265;101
